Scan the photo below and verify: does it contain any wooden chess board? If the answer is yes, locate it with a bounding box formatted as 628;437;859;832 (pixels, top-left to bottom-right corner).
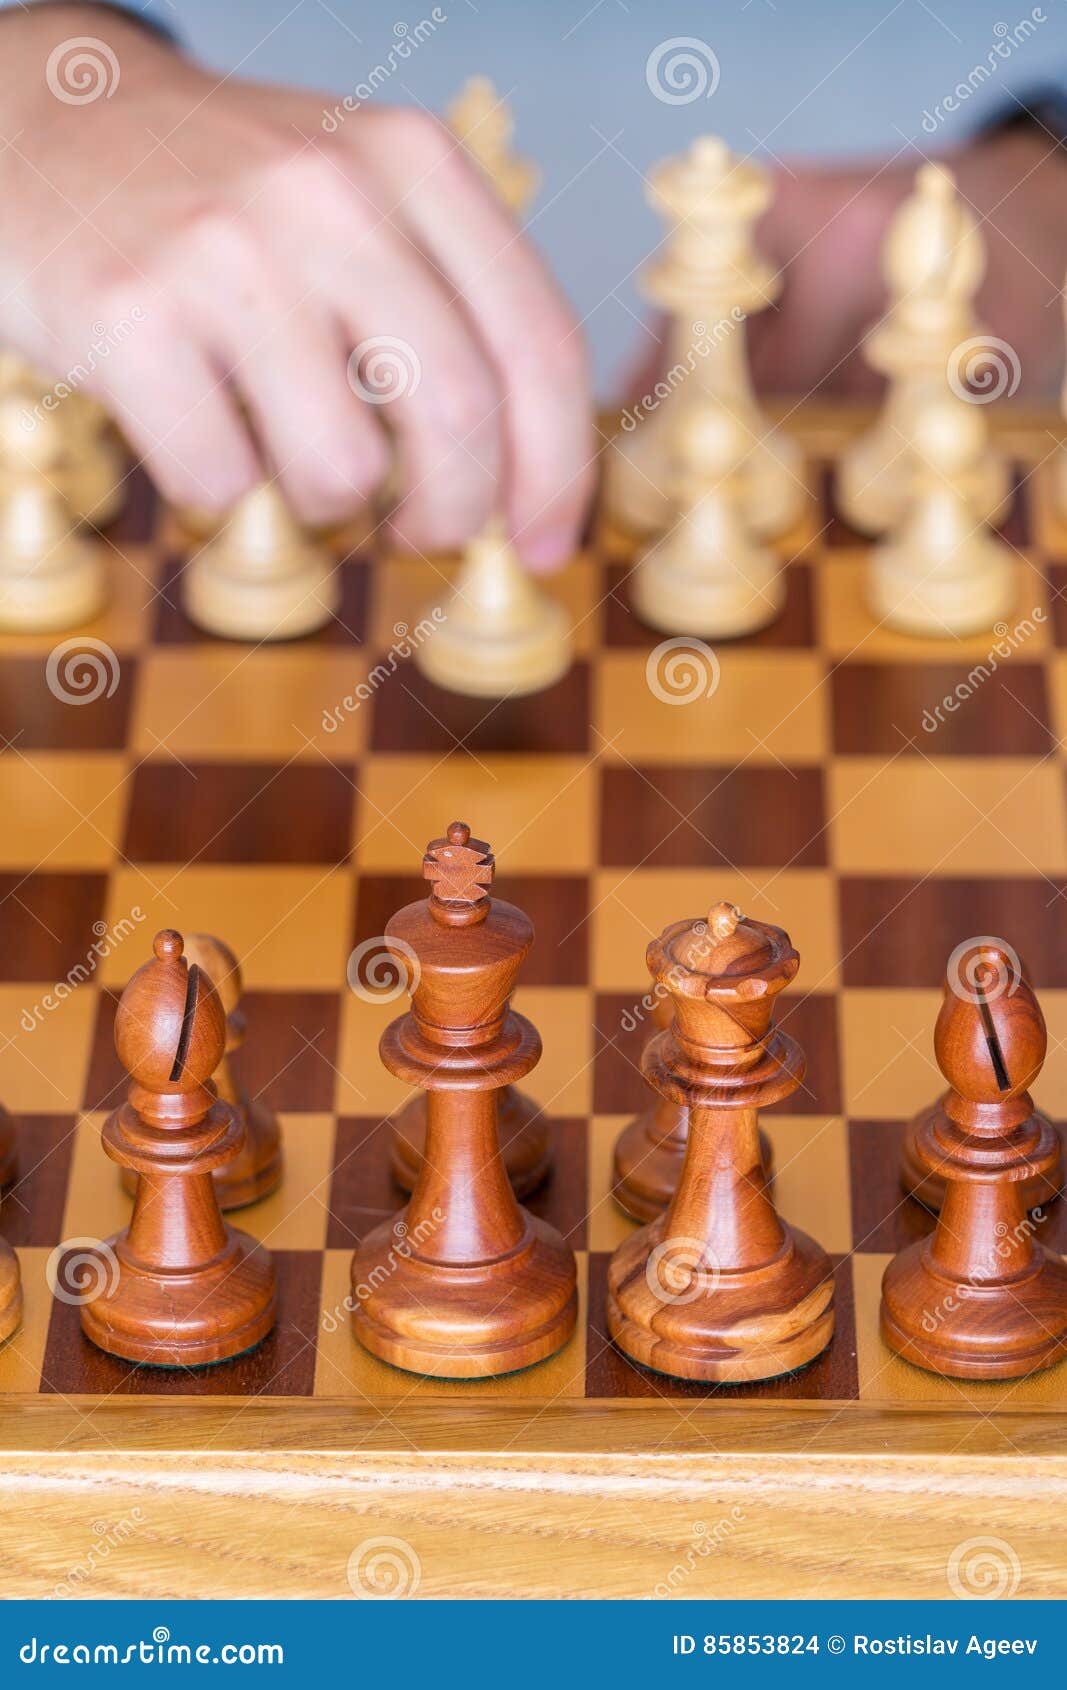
2;402;1067;1600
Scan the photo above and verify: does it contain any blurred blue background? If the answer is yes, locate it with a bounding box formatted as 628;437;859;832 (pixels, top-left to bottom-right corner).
125;1;1067;385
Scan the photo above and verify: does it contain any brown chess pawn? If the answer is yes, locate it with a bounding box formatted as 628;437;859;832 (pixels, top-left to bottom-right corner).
120;933;282;1211
881;944;1067;1379
612;985;774;1223
390;1084;551;1200
607;901;834;1382
351;823;577;1378
0;1103;16;1188
81;929;277;1367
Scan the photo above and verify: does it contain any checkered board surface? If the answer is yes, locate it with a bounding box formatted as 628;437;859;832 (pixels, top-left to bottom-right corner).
3;400;1067;1433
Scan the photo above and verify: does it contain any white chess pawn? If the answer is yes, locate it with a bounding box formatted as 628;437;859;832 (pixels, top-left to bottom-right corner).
840;162;1009;534
868;393;1015;637
0;388;108;630
63;391;124;527
631;402;784;638
607;135;805;543
184;482;340;641
415;517;569;697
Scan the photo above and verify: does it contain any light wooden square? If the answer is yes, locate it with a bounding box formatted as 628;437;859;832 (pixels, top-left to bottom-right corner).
587;1116;638;1254
314;1249;588;1400
0;755;129;869
764;1116;852;1254
0;988;97;1114
236;1115;334;1251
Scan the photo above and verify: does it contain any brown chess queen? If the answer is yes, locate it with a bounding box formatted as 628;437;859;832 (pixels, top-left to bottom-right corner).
607;902;834;1382
351;823;577;1378
881;942;1067;1380
81;930;277;1367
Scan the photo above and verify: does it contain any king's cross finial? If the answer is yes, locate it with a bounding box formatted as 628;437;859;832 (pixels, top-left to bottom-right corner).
423;821;495;907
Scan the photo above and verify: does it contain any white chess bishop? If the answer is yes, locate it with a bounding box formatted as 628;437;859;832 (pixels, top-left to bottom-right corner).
631;400;784;638
868;391;1015;637
839;162;1009;535
606;135;805;544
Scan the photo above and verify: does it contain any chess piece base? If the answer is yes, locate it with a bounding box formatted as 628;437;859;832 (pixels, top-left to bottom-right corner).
867;544;1015;637
900;1101;1062;1213
881;1238;1067;1379
612;1109;774;1223
390;1088;551;1199
631;543;784;640
81;1229;276;1367
119;1098;284;1212
0;1237;22;1344
415;601;570;699
0;546;108;631
607;1218;834;1382
609;418;805;542
351;1212;577;1378
184;552;340;642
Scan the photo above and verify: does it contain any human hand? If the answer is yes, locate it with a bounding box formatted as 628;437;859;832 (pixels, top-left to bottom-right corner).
0;5;594;568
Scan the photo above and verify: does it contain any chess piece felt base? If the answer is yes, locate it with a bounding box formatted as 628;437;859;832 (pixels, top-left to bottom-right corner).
881;1238;1067;1380
0;1236;22;1344
900;1099;1062;1213
81;1224;276;1367
390;1086;551;1200
612;1108;775;1224
868;537;1015;637
184;549;340;641
351;1210;577;1379
120;1096;283;1212
607;1215;834;1383
0;1105;16;1188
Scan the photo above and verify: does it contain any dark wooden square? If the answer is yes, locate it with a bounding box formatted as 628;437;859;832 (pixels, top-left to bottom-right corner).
839;876;1067;988
0;655;135;752
601;562;816;649
122;762;355;864
583;1252;859;1401
0;873;108;981
40;1250;323;1397
353;874;590;988
831;663;1051;756
600;767;827;869
0;1114;76;1246
369;660;592;755
847;1119;937;1254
